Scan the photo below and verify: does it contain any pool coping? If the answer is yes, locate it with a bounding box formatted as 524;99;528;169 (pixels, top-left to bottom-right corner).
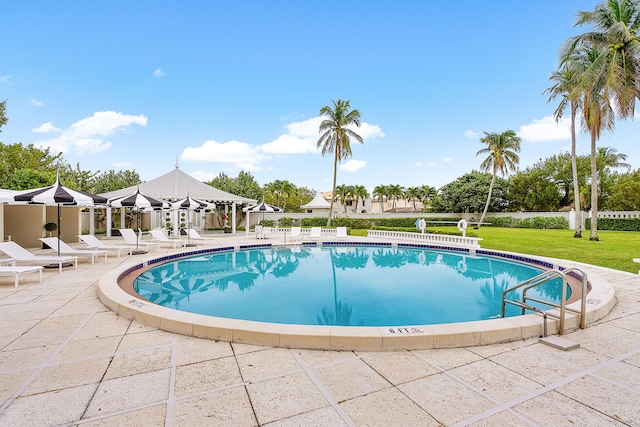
97;242;617;351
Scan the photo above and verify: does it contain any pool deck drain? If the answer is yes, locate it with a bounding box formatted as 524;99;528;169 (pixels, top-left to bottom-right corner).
1;232;638;426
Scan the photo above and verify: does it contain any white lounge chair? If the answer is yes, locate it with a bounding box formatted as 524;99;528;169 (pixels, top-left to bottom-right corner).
309;227;322;241
78;234;134;259
336;227;348;241
254;225;263;239
0;241;78;273
149;229;183;249
118;229;160;252
0;265;43;288
39;238;108;264
261;226;273;239
289;226;302;242
187;229;218;245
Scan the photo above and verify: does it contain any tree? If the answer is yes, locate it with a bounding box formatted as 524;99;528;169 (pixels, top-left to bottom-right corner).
388;184;404;212
430;172;508;213
476;130;521;227
605;169;640;210
419;185;437;211
0;142;64;189
92;169;141;194
571;0;640;240
405;187;421;212
317;99;364;226
372;185;388;213
334;184;352;213
545;62;584;237
508;168;563;212
0;100;7;132
351;184;369;213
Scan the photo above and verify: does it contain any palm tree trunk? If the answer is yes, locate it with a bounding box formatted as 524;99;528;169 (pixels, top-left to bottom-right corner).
570;103;582;238
478;173;496;229
327;148;338;226
589;132;599;241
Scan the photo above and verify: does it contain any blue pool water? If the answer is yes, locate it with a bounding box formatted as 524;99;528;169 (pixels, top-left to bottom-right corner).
134;245;569;326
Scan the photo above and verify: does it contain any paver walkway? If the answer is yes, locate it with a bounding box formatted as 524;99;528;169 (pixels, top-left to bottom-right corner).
0;233;638;426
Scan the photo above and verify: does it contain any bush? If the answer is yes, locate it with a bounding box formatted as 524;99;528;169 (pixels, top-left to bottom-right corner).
585;218;640;231
481;216;568;229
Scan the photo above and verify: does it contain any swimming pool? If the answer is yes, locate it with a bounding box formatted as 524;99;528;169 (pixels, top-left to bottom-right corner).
133;245;569;326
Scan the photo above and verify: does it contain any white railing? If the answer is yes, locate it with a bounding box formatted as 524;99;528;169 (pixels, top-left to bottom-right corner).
366;230;482;248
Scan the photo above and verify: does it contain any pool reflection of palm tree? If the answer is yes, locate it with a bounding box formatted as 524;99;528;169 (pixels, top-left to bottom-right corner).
317;247;363;326
272;248;301;277
479;277;512;319
372;247;405;268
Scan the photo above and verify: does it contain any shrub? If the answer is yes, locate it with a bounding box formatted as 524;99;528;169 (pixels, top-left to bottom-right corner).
585;218;640;231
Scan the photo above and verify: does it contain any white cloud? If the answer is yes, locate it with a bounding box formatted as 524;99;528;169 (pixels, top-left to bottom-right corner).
427;161;438;167
182;115;383;171
0;75;10;84
28;98;44;107
113;161;132;168
464;130;479;138
340;159;366;173
416;161;422;167
518;115;570;142
261;116;384;156
32;122;60;133
181;139;270;171
261;117;321;154
154;68;164;77
443;157;453;162
33;111;147;155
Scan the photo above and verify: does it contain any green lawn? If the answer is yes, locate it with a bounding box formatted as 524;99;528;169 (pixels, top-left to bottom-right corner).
355;227;640;274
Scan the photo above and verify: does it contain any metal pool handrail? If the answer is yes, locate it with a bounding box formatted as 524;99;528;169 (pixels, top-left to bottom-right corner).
501;267;588;335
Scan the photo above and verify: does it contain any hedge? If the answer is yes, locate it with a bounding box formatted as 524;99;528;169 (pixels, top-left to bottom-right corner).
585;218;640;232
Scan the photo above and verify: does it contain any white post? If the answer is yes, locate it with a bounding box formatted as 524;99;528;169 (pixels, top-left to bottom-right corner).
231;202;236;233
106;207;112;237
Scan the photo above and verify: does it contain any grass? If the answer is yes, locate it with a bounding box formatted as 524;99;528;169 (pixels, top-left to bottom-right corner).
352;227;640;274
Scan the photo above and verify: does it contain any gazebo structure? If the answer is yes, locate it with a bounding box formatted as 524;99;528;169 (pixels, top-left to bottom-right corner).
99;163;256;236
301;192;332;214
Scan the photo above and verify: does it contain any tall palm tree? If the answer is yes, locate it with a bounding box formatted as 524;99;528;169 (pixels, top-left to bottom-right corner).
317;99;364;226
573;0;640;120
476;130;521;228
571;0;640;240
372;184;388;213
545;62;584;237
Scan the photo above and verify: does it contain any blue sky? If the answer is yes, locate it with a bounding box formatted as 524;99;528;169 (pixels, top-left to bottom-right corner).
1;1;638;194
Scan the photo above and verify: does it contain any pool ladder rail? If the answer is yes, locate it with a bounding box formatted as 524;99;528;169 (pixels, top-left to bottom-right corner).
500;268;588;337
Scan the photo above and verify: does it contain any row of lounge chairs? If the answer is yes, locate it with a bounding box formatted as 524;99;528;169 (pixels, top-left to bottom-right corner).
255;226;348;242
0;228;219;288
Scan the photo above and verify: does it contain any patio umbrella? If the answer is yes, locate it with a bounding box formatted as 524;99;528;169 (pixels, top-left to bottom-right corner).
108;187;169;253
171;196;214;246
243;199;282;223
13;173;107;258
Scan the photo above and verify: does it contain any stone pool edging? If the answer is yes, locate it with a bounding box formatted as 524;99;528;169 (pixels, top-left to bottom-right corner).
97;243;617;351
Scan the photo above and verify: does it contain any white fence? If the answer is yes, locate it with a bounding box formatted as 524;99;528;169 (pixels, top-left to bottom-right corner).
366;230;483;248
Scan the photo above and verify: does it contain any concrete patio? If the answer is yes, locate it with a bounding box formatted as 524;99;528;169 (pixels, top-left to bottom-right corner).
0;233;639;426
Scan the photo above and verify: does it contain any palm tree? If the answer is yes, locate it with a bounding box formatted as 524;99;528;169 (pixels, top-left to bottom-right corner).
597;146;631;172
419;185;437;211
334;184;352;213
405;187;420;212
388;184;404;212
352;184;369;213
372;184;388;213
545;62;584;238
317;99;364;226
476;130;521;228
573;0;640;121
571;0;640;240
